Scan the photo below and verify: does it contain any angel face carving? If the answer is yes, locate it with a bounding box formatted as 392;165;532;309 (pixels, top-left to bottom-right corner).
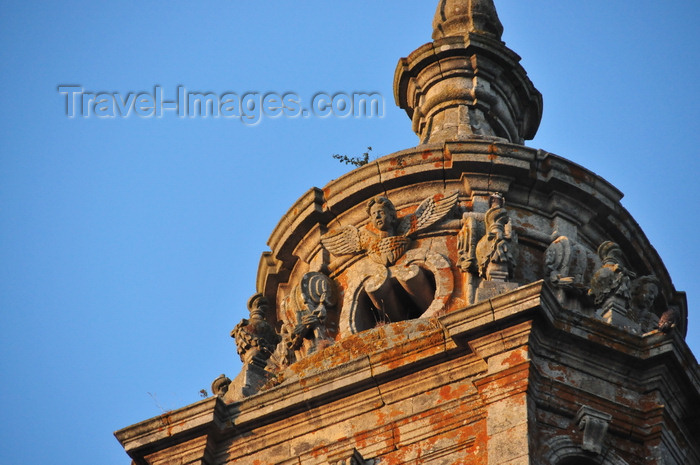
322;192;458;266
367;197;397;233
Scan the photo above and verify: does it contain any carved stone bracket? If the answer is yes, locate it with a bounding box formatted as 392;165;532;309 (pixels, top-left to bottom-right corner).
574;405;613;455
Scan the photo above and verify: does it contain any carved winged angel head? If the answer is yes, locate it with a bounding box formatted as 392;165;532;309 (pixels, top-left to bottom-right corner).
321;191;459;266
366;196;397;233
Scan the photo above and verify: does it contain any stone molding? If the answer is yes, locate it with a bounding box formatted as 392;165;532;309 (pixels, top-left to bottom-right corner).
115;282;699;464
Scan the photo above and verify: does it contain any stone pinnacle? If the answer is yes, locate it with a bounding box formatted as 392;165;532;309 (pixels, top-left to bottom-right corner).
394;0;542;145
432;0;504;40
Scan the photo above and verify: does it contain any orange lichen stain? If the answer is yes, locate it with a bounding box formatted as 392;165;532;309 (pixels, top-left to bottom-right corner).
500;349;527;367
158;412;175;436
309;443;329;459
353;429;393;451
422;150;431;160
487;144;499;161
439;385;455;401
389;156;406;169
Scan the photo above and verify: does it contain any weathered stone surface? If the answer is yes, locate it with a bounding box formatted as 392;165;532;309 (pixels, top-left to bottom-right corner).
116;281;700;464
116;1;698;464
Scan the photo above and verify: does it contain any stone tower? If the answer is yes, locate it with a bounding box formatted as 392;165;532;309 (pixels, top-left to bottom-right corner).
116;1;700;464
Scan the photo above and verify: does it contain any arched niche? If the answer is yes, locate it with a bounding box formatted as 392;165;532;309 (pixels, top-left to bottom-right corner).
338;249;454;336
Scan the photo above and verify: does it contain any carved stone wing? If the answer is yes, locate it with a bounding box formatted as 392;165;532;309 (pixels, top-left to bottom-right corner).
321;225;362;256
396;191;459;237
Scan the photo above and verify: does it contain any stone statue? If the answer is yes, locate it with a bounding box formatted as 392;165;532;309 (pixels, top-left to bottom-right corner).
630;275;660;332
288;272;335;355
588;241;638;330
265;272;337;372
321;192;459;266
322;192;458;325
544;236;590;293
588;241;635;307
629;274;681;334
230;294;280;367
475;193;516;281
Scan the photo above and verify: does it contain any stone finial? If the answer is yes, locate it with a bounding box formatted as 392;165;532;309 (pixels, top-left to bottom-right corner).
574;405;613;455
230;293;280;367
432;0;504;40
394;0;542;145
210;374;231;397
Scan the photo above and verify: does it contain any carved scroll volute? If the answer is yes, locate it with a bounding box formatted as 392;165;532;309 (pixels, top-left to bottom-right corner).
544;236;589;291
287;272;337;359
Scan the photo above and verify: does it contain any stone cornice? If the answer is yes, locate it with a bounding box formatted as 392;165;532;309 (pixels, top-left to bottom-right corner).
114;396;228;463
115;282;698;463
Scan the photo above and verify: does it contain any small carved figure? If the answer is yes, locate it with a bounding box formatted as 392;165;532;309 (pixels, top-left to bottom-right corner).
544;236;589;292
588;241;636;306
230;294;281;367
321;192;459;266
475;193;516;281
630;275;660;331
210;374;231;397
289;272;336;354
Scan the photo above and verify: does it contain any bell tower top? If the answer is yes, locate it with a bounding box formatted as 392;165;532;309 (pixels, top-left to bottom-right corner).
395;0;542;145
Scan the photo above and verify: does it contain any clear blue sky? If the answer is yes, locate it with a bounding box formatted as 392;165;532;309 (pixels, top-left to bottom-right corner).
1;2;698;464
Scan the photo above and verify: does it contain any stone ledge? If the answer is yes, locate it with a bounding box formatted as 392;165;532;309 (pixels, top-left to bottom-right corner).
114;396;227;460
115;282;698;463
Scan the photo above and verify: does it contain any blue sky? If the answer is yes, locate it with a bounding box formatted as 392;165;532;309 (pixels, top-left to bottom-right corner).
1;1;698;464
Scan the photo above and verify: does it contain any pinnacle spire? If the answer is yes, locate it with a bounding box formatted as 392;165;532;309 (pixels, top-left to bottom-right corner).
394;0;542;145
432;0;503;40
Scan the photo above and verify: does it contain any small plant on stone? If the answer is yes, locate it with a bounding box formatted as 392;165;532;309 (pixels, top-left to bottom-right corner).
332;147;373;167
